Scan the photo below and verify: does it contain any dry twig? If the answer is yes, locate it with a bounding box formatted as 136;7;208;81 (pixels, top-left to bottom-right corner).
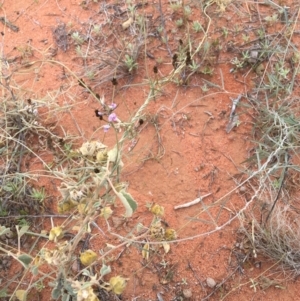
174;193;212;210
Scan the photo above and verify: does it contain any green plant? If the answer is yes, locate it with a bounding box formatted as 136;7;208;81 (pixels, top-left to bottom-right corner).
200;65;214;75
124;54;138;72
201;83;209;92
264;13;278;24
92;24;101;35
233;25;241;35
34;280;45;292
18;218;30;227
160;259;169;268
0;206;8;217
71;31;85;45
192;20;203;33
175;18;184;27
241;50;251;61
75;45;83;57
274;61;290;79
3;2;300;301
230;57;244;69
31;187;46;203
222;27;229;38
256;28;265;39
272;179;281;189
189;60;200;72
156;57;163;64
181;278;188;285
263;72;291;96
170;1;181;11
157;25;163;34
183;5;192;17
242;33;250;42
85;70;95;80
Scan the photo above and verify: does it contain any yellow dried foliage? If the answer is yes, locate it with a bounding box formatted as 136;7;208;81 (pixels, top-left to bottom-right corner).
79;141;106;156
49;226;63;242
164;228;177;241
96;150;108;164
150;204;164;217
109;276;127;295
100;206;113;219
142;242;150;260
150;220;165;240
214;0;232;12
77;203;89;214
15;290;27;301
77;286;100;301
80;249;98;266
57;200;76;213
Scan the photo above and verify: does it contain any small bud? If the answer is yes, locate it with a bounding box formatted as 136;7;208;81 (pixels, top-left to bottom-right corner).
112;77;118;85
172;54;178;69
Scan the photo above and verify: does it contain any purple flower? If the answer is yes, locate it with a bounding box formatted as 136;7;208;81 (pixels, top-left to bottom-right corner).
109;103;117;110
108;112;118;122
103;124;110;132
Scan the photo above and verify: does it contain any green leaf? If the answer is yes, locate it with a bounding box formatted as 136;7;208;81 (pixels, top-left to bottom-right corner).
51;288;61;300
18;225;30;237
0;225;10;236
17;254;33;269
64;281;75;295
0;289;8;297
100;263;111;277
31;265;39;276
116;192;132;217
116;190;137;217
62;293;71;301
3;184;13;192
120;190;137;213
82;269;91;277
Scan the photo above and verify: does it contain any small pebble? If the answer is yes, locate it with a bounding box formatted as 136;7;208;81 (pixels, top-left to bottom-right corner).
206;277;216;288
255;262;262;269
182;288;192;299
250;50;258;59
239;186;246;193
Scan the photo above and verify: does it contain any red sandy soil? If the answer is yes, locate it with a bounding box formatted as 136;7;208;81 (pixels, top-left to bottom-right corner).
1;0;300;300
